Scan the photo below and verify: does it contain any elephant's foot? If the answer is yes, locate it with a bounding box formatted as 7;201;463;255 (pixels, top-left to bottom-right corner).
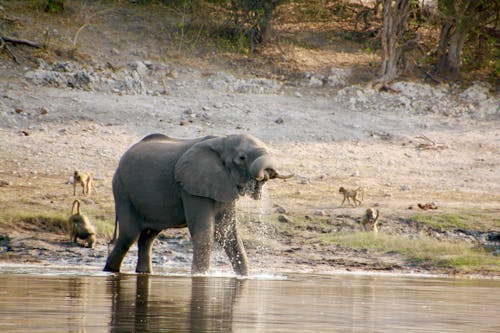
191;267;209;275
103;263;120;273
135;266;152;274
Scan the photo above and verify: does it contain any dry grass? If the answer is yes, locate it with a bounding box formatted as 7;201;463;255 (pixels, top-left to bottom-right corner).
0;172;115;237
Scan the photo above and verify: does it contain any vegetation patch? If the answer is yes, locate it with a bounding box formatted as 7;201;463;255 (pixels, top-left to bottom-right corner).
314;232;500;273
410;210;500;232
0;211;113;237
1;213;68;234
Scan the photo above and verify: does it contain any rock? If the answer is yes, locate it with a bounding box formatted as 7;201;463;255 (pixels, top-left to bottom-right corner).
122;71;145;94
298;176;310;184
235;78;280;94
477;98;500;116
81;198;95;205
129;61;149;76
274;117;284;124
68;71;93;89
25;62;96;90
51;62;76;72
0;180;11;187
302;73;324;88
314;210;328;216
400;184;411;191
317;174;327;181
326;67;351;87
24;70;66;87
486;233;500;242
207;72;280;94
333;81;479;117
274;205;287;214
278;214;292;223
459;82;490;103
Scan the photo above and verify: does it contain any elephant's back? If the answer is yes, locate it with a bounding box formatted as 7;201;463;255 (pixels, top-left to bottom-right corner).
138;133;217;144
112;135;213;227
116;137;200;185
123;135;209;164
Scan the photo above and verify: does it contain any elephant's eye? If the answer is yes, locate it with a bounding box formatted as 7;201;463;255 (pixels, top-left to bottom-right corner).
238;154;246;161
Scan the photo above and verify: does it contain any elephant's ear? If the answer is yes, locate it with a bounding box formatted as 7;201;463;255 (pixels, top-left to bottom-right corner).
175;137;238;203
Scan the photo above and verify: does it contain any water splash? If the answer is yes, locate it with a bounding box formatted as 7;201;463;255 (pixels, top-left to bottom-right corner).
237;186;277;255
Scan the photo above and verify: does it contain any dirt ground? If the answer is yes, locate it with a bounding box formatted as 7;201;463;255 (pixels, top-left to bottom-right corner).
0;1;499;277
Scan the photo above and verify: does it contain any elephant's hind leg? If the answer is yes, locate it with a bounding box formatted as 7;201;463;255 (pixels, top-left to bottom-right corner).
105;187;142;272
136;229;160;273
104;230;140;272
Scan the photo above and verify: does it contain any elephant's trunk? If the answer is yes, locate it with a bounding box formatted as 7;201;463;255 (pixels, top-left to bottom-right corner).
249;155;293;181
249;155;274;181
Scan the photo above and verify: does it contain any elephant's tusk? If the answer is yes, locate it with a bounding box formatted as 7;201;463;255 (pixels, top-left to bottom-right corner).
274;173;294;180
255;172;271;182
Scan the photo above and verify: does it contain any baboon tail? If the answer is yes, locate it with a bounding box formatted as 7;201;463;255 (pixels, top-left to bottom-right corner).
71;199;80;215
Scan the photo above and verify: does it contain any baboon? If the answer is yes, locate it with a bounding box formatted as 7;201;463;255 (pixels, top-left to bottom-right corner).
417;202;438;210
73;170;95;196
339;186;364;207
68;199;96;248
361;208;380;233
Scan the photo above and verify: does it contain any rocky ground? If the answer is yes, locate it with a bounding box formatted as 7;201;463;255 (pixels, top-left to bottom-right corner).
0;1;499;277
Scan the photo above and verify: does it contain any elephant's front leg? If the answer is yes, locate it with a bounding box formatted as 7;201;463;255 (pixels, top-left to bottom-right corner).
182;191;215;275
215;206;249;276
136;229;161;273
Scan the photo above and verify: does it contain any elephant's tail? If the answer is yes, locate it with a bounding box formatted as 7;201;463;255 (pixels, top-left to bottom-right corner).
106;215;118;255
108;214;118;246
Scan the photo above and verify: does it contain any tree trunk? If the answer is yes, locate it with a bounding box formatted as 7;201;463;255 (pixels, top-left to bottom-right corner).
379;0;412;84
435;22;470;79
433;0;495;79
445;29;467;78
436;22;452;71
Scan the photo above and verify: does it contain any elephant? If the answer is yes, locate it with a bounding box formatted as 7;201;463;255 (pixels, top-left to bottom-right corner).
104;133;291;275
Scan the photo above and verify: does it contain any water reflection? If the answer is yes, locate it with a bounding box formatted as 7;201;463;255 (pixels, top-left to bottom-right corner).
0;268;499;333
189;276;245;332
0;272;110;332
107;274;246;332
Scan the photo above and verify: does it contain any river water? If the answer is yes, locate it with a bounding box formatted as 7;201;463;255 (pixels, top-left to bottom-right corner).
0;265;498;332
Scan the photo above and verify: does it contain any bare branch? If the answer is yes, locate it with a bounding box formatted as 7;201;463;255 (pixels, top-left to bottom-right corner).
0;36;41;48
415;135;446;150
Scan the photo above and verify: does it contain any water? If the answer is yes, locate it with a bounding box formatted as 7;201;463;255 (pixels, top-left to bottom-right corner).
0;266;498;332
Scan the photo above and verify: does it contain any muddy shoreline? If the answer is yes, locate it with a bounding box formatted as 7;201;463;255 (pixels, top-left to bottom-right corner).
0;2;499;278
